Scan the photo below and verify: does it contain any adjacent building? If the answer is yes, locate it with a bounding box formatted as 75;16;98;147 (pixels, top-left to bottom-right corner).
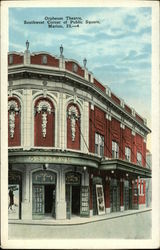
8;42;151;221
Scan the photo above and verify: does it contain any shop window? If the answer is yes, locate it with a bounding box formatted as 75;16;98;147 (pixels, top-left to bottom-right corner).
42;55;47;64
125;147;131;161
112;141;119;159
95;133;104;156
137;152;142;165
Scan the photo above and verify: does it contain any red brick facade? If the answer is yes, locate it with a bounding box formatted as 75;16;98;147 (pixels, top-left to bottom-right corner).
8;54;23;65
65;61;84;77
31;54;59;67
89;104;146;167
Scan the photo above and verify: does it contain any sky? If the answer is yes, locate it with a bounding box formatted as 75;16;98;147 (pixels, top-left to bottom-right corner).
9;7;152;148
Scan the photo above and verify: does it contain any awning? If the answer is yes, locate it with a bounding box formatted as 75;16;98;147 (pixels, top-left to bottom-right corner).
100;159;151;178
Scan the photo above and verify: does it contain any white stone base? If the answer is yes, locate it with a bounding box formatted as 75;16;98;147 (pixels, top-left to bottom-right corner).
21;201;32;220
120;206;124;212
56;201;66;220
90;210;93;217
139;204;146;210
105;207;111;214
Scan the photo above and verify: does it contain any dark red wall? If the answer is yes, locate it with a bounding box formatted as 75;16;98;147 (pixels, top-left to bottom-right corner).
89;105;106;153
67;103;80;150
111;93;121;105
8;97;21;147
89;103;146;166
93;78;106;92
34;97;55;147
8;54;23;65
31;54;59;67
65;61;84;77
125;104;132;114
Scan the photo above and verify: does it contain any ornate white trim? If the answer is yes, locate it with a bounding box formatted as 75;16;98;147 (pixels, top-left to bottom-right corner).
37;100;52;114
36;100;52;138
68;105;80;141
8;100;20;138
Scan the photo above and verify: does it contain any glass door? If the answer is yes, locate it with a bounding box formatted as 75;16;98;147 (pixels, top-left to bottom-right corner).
33;185;44;214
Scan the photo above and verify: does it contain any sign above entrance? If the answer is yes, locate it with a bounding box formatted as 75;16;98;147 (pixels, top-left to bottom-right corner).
33;170;56;184
65;172;81;185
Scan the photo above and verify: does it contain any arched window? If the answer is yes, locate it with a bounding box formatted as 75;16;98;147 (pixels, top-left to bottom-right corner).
8;97;21;146
34;97;55;147
67;103;80;150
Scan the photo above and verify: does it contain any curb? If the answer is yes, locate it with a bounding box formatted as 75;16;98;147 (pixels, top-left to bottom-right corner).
9;208;152;226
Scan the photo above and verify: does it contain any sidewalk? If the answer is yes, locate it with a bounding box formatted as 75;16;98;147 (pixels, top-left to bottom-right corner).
9;207;151;226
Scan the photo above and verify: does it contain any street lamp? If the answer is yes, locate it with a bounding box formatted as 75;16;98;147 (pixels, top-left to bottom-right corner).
83;166;87;171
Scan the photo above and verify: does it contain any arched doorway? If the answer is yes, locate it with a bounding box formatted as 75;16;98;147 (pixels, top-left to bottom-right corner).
32;170;56;218
65;172;81;219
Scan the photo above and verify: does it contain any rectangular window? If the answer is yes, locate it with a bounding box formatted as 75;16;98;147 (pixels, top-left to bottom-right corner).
125;147;131;162
112;141;119;158
95;133;104;156
137;152;142;165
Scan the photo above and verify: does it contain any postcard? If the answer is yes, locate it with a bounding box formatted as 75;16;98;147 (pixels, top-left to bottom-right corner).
1;0;159;249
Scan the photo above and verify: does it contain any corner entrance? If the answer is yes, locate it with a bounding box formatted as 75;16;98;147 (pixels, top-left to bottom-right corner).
72;185;80;215
45;185;56;214
65;172;81;219
32;170;56;219
66;185;81;218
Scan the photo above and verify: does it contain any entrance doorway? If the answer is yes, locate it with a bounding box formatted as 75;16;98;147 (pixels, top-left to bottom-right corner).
45;185;56;215
72;186;80;215
33;184;56;217
124;187;129;210
32;170;57;218
110;183;120;212
66;185;81;218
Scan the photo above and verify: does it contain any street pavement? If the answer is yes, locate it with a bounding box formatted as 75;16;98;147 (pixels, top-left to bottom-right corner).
8;210;151;239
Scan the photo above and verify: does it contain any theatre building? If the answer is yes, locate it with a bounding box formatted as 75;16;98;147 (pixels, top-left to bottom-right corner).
8;42;151;221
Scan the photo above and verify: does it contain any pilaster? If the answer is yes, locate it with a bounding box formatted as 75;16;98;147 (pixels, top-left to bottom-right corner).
56;168;66;219
21;168;32;219
23;89;32;149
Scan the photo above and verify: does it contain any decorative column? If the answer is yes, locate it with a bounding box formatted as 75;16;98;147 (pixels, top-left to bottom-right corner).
120;178;124;211
105;176;111;213
56;168;66;219
23;89;32;149
21;167;32;220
